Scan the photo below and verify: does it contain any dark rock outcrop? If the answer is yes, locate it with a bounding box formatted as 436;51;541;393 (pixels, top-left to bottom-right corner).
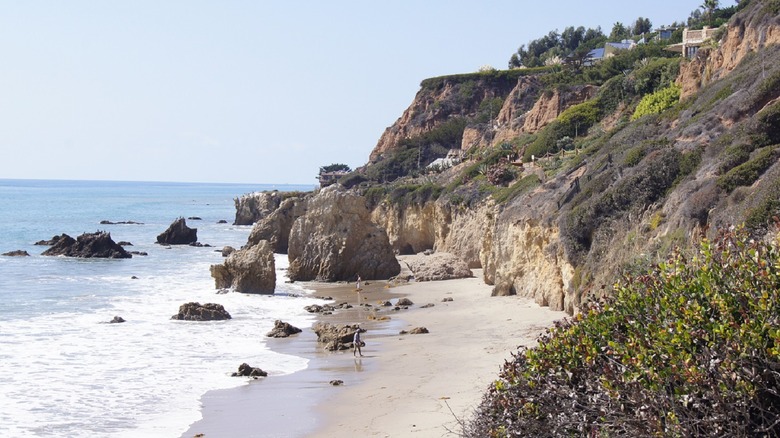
313;322;363;351
100;220;143;225
396;298;414;306
2;250;30;257
409;327;429;334
156;218;197;245
170;302;232;321
41;232;131;258
288;186;400;281
231;363;267;377
109;316;125;323
266;320;302;338
209;241;276;294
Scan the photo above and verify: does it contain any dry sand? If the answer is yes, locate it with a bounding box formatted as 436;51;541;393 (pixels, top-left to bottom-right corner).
182;269;567;438
316;270;567;437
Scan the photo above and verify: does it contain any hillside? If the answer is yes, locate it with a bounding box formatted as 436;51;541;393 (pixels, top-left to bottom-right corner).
340;0;780;315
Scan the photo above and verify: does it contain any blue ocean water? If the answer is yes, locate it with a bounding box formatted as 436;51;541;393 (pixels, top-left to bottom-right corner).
0;179;323;437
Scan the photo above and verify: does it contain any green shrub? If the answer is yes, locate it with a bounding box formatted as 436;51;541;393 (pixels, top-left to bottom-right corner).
365;118;467;182
386;183;443;207
492;174;541;204
362;186;387;208
338;173;368;189
467;228;780;436
631;83;681;120
623;144;646;167
717;146;779;192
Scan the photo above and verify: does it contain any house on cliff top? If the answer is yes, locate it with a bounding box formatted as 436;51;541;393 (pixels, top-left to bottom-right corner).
666;26;719;58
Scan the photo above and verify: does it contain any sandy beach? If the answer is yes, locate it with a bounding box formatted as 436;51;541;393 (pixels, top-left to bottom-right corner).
183;269;567;437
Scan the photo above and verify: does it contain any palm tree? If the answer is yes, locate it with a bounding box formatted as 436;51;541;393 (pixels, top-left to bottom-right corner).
701;0;719;26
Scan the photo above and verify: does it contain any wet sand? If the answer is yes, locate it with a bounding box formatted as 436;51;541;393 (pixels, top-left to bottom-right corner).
182;271;567;437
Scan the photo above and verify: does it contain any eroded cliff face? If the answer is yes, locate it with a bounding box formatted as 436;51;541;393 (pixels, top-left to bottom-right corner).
371;199;493;269
288;186;400;281
521;85;598;134
679;4;780;98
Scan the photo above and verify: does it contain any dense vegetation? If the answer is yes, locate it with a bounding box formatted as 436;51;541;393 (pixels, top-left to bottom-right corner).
467;227;780;437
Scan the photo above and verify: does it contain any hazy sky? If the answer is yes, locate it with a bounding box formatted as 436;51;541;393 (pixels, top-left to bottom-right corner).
0;1;707;185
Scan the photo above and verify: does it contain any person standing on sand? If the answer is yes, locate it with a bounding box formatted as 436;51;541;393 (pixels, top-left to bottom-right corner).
353;326;363;357
356;274;361;290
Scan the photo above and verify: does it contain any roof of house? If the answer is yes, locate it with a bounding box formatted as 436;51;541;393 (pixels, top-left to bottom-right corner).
606;41;633;50
587;48;605;59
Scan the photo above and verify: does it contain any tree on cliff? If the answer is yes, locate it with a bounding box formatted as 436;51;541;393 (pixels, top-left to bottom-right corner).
319;163;351;174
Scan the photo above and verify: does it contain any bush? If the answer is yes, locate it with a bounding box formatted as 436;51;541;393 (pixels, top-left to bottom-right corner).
467;227;780;437
631;83;681;120
338;173;368;189
492;174;541;204
717;146;779;193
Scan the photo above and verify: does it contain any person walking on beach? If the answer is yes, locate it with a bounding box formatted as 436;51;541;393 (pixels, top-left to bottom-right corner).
356;274;361;290
353;325;363;357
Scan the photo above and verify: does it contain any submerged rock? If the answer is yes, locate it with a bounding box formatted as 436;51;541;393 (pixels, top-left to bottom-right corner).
156;218;197;245
2;250;30;257
231;363;267;378
170;302;231;321
109;316;126;324
41;231;131;259
266;320;302;338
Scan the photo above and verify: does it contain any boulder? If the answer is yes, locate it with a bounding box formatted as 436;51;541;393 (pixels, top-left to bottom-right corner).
266;320;302;338
41;232;131;258
401;252;473;281
491;281;517;297
304;304;336;314
409;327;429;334
396;298;414;306
312;322;362;351
234;191;283;225
156;218;197;245
217;219;228;224
170;302;232;321
442;297;454;302
248;196;308;253
288;186;400;281
329;380;344;386
231;363;267;378
109;316;126;323
221;246;236;257
209;241;276;294
2;250;30;257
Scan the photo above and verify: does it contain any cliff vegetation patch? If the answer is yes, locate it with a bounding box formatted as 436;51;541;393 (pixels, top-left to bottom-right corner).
467;227;780;437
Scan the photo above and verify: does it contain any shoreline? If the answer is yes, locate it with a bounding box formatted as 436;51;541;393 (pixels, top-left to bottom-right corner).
182;270;568;437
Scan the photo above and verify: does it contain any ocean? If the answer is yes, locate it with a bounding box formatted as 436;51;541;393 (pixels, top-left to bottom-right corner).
0;179;322;437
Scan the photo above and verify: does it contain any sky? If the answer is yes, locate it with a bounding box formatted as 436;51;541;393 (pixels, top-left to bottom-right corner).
0;1;710;185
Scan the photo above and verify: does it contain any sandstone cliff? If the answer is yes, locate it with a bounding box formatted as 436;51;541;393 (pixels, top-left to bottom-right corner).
356;1;780;314
287;186;400;281
229;1;780;315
